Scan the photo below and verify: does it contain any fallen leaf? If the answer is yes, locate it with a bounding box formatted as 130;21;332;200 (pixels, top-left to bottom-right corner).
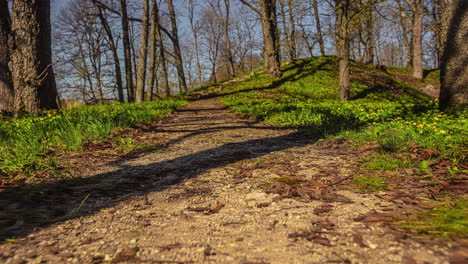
314;204;333;215
159;243;183;251
354;213;392;222
313;236;331;246
209;203;224;214
352;233;368;248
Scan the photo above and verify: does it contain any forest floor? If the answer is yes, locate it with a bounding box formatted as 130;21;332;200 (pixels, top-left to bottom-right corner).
0;92;466;263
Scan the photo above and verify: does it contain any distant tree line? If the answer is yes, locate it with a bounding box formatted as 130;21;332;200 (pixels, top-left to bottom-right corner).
0;0;465;116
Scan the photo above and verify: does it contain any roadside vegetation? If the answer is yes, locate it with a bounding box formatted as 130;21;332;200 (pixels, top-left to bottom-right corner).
0;99;186;183
216;56;467;237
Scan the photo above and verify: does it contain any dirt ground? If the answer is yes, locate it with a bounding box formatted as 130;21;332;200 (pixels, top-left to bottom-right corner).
0;97;463;264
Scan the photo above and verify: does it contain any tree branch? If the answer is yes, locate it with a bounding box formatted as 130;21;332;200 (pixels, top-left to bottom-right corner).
95;0;175;42
239;0;260;14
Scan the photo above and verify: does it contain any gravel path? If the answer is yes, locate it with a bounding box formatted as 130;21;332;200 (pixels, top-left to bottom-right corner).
0;98;453;264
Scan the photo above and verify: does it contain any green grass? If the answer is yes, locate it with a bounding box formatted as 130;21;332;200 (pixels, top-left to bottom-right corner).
0;99;186;180
215;56;466;164
403;199;468;237
366;154;413;170
353;175;388;192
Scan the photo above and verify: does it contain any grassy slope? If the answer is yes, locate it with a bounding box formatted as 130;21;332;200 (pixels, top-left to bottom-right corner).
218;56;466;160
0;99;187;181
211;56;467;237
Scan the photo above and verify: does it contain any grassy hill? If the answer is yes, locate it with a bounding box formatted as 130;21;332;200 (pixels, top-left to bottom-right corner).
207;56;465;162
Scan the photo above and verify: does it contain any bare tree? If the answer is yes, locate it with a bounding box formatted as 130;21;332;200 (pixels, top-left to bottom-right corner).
240;0;282;77
165;0;188;92
212;0;236;78
311;0;325;56
146;0;159;101
186;0;203;85
135;0;150;103
91;0;125;103
404;0;424;79
120;0;134;102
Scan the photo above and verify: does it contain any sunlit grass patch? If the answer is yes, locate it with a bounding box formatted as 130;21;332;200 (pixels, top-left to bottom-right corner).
353;175;388;192
0;99;186;180
366;154;413;170
403;199;468;237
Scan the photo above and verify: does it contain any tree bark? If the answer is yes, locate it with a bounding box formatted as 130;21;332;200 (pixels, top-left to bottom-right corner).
91;0;125;103
439;0;467;109
166;0;187;92
135;0;149;103
335;0;351;101
154;0;171;97
363;0;374;65
258;0;282;77
10;0;58;115
0;0;14;115
146;0;158;101
120;0;134;102
311;0;325;56
187;0;203;85
223;0;236;77
287;0;297;59
410;0;424;79
397;0;413;68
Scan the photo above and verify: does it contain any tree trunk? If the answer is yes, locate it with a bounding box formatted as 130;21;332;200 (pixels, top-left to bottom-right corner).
397;0;413;68
146;0;158;101
166;0;187;92
135;0;149;103
411;0;424;79
363;0;374;65
10;0;58;115
223;0;236;78
152;1;170;97
91;0;124;103
259;0;282;77
279;0;292;60
311;0;325;56
187;0;203;85
0;0;14;115
335;0;350;101
120;0;134;102
439;0;467;109
287;0;297;59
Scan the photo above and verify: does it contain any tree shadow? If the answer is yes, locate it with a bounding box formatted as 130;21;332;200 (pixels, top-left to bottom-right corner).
190;58;333;100
0;131;314;240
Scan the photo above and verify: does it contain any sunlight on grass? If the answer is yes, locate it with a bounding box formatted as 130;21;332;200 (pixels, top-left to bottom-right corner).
0;99;186;179
403;199;468;237
353;175;388;192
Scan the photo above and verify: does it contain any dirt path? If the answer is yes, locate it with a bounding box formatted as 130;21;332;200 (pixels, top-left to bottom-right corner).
0;98;453;263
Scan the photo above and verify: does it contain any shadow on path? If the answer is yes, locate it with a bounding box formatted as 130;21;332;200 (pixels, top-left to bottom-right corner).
0;130;314;240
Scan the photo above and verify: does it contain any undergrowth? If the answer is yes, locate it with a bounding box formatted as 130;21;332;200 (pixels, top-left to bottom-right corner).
0;99;186;180
219;56;466;163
